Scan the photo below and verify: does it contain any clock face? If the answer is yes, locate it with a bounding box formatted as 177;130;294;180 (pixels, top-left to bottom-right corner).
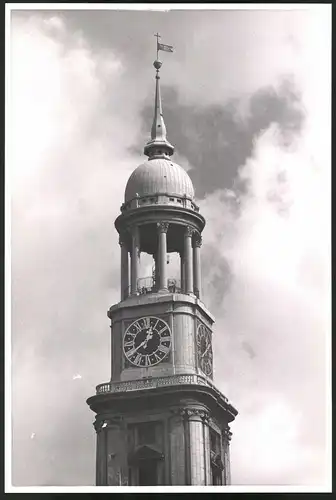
196;323;213;377
123;316;172;367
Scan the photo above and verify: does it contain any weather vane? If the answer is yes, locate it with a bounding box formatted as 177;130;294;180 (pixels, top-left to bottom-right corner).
154;32;174;62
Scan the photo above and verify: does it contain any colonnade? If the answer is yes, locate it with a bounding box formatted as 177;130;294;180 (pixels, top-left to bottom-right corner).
119;223;202;300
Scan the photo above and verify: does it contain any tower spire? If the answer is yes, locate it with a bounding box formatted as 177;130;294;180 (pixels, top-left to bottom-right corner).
144;34;174;159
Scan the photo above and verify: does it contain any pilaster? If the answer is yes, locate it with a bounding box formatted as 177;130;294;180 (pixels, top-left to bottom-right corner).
222;426;232;485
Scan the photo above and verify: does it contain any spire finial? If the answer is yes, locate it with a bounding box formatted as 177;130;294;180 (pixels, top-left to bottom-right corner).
144;35;174;160
154;32;161;60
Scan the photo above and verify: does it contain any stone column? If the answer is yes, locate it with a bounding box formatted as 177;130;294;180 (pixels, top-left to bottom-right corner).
193;233;202;299
157;222;169;291
119;235;129;300
179;251;185;293
169;409;187;485
202;414;211;485
130;226;140;295
184;226;194;294
94;420;102;485
106;419;128;486
222;426;232;485
94;420;108;485
187;409;208;485
153;252;159;290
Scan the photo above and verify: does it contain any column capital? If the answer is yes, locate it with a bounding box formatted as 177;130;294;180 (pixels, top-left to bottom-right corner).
185;225;194;238
93;420;104;433
119;234;127;247
186;408;209;421
157;221;169;233
172;407;209;421
194;233;202;248
223;426;233;441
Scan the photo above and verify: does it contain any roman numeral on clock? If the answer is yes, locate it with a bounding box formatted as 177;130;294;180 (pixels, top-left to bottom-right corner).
132;353;142;364
158;344;170;354
124;340;134;348
133;321;142;333
142;317;150;329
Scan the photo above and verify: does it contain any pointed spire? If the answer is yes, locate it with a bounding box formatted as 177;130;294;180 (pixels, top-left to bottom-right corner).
144;59;174;159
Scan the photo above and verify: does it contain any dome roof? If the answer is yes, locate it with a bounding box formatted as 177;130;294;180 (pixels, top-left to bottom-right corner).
125;158;195;202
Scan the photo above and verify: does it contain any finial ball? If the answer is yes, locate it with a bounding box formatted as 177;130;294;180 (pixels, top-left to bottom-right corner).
153;60;162;70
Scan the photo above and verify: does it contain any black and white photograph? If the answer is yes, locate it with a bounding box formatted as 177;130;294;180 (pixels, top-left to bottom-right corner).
6;3;331;492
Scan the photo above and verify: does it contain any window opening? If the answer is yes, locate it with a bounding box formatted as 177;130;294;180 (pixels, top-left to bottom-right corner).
138;460;158;486
137;422;156;446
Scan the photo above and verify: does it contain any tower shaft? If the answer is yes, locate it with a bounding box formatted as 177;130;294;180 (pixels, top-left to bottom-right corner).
87;40;237;486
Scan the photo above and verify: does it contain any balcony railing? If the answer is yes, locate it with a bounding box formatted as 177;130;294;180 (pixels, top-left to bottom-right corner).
124;277;182;298
120;193;200;213
95;373;228;403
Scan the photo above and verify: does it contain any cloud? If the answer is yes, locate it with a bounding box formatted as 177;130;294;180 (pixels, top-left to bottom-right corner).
200;120;329;485
137;78;305;199
10;13;138;486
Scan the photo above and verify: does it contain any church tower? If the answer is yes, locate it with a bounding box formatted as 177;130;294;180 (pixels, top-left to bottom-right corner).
87;48;238;487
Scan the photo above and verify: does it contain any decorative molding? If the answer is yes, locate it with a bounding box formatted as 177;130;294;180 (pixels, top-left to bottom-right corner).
96;373;217;396
185;225;194;238
157;221;169;233
93;416;123;433
223;427;233;442
170;407;207;419
119;234;127;247
169;407;210;421
93;420;104;432
194;233;202;248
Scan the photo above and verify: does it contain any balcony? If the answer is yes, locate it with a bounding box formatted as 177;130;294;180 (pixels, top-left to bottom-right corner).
124;276;182;298
95;373;227;400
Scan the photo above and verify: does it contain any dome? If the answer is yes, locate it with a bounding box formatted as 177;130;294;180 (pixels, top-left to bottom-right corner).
125;158;195;202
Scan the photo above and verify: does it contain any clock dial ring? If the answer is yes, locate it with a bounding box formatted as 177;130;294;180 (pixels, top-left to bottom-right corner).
197;323;213;377
123;316;171;367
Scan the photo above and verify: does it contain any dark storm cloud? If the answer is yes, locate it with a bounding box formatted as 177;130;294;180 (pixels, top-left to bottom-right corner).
137;77;305;199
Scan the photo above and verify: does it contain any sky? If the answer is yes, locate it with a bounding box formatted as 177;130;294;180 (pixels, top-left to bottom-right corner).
9;4;331;489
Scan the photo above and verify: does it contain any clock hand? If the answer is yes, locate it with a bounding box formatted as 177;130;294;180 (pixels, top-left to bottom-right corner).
201;343;211;358
143;327;154;348
127;339;147;357
128;327;154;356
